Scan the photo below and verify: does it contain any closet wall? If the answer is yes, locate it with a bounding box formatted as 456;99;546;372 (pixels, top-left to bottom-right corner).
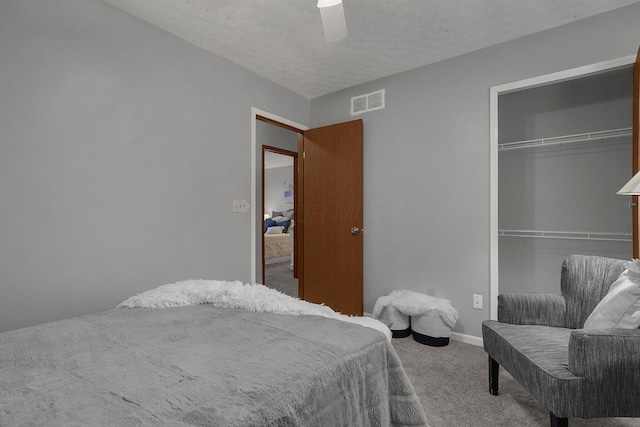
498;67;634;294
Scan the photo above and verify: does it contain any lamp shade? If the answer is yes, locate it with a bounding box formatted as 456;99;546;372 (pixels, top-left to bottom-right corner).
317;0;341;7
617;171;640;195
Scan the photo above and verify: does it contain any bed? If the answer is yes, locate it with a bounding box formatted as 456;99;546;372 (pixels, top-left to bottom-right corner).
264;231;292;261
264;210;295;265
0;280;429;426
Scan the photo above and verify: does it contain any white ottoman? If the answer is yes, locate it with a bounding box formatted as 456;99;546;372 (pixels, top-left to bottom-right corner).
378;305;411;338
373;290;458;346
411;312;453;347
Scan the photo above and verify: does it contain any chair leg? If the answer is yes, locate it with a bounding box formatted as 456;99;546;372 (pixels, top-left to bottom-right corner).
550;412;568;427
488;355;499;395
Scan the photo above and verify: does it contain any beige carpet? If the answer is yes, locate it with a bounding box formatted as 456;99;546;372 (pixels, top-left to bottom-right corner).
392;337;640;427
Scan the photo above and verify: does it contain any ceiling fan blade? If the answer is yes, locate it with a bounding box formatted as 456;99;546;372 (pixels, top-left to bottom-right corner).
318;0;347;42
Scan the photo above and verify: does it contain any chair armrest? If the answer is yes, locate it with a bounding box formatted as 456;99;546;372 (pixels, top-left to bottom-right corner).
569;329;640;376
568;329;640;418
497;293;566;326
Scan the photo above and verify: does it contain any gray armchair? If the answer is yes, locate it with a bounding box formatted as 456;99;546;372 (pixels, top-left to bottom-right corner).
482;255;640;427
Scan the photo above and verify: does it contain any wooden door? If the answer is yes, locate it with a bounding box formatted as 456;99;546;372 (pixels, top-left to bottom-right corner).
633;46;640;258
298;119;363;315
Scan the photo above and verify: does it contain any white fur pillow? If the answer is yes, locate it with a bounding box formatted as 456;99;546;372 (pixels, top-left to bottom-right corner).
583;260;640;329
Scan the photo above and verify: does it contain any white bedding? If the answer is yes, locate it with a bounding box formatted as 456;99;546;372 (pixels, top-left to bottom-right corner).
119;279;391;340
0;280;426;426
0;304;429;426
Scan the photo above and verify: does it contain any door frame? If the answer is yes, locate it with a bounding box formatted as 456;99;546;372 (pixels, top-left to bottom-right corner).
634;47;640;258
251;108;308;283
488;54;637;321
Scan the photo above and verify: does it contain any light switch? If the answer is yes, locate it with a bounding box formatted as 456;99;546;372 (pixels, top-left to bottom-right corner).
233;200;250;213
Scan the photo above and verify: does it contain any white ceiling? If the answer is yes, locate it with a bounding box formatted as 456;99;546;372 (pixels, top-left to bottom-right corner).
101;0;640;99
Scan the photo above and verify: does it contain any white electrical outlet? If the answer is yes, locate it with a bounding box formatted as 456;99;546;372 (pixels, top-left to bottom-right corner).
232;200;250;213
473;294;483;310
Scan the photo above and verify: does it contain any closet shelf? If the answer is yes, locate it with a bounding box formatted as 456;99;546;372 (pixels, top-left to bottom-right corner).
499;229;632;242
498;127;632;151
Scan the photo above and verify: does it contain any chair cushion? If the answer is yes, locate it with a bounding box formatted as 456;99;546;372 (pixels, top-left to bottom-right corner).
482;320;584;418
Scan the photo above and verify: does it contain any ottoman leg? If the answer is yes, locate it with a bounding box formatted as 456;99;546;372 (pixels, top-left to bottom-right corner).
489;356;499;395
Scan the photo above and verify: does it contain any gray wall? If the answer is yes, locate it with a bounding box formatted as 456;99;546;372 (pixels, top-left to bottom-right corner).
499;67;633;142
498;69;633;294
0;0;309;332
310;3;640;337
265;166;294;216
3;0;640;339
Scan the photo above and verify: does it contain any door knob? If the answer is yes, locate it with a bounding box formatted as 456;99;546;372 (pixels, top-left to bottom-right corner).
351;227;360;236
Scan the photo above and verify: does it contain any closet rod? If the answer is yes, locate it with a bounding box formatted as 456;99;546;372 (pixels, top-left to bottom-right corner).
498;127;632;151
498;229;632;242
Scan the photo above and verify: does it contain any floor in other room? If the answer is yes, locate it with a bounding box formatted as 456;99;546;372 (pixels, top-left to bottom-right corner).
265;261;297;298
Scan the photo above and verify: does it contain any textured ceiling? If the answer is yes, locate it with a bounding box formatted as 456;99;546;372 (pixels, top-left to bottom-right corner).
100;0;640;99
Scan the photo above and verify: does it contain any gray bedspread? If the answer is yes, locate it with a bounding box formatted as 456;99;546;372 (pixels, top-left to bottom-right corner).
0;305;428;426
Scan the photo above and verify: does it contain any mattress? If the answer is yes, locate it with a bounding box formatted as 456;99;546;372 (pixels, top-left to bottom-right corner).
0;304;429;426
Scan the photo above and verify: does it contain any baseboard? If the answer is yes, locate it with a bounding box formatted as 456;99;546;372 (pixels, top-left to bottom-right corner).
450;332;483;347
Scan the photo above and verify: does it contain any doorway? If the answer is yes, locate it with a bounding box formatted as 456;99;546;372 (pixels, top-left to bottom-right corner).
251;108;364;315
251;109;307;286
263;146;298;297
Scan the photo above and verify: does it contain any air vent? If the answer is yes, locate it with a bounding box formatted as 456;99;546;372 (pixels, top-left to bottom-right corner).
351;96;367;114
350;89;385;115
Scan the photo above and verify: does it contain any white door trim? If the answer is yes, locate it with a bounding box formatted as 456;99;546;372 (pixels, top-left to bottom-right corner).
489;54;636;320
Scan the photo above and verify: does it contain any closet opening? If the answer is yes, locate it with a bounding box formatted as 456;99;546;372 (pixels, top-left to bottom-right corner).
489;55;637;319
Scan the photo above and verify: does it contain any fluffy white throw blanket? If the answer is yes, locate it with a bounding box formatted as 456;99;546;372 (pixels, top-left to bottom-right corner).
118;279;391;340
372;290;459;329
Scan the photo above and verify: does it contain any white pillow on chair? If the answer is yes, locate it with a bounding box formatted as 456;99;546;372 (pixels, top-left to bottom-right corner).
584;260;640;329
